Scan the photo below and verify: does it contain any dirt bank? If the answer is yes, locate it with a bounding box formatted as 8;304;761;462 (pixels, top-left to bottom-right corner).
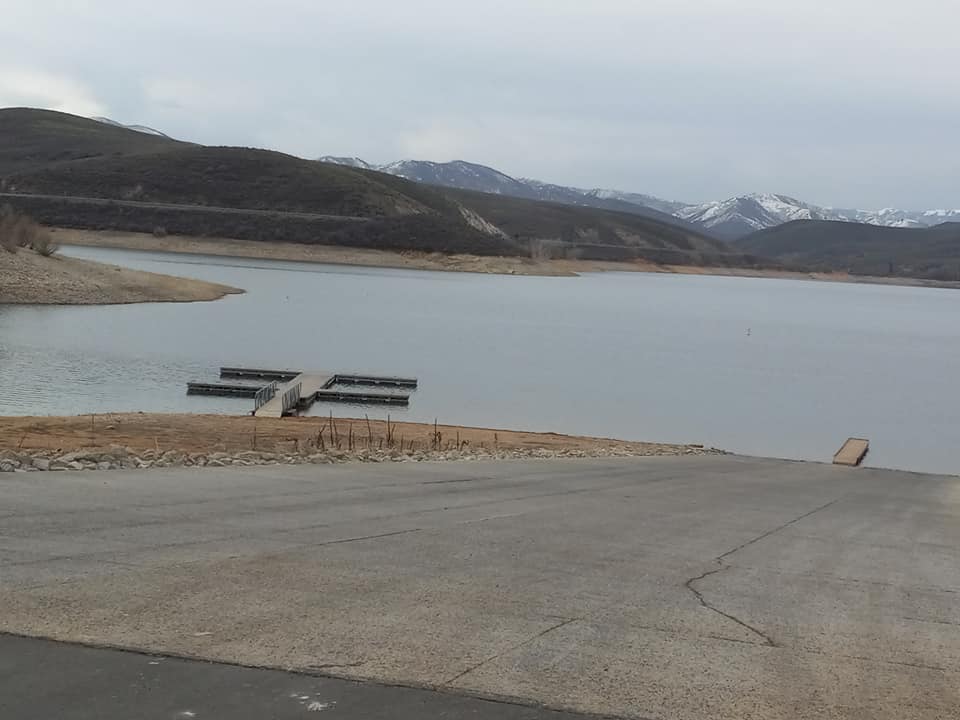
52;228;960;289
0;413;713;459
50;228;630;277
0;247;242;305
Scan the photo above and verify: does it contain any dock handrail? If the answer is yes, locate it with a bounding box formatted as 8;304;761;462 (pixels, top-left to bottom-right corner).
281;382;302;415
253;381;279;412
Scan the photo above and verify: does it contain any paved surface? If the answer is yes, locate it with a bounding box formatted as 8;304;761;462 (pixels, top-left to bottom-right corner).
0;634;590;719
2;455;959;719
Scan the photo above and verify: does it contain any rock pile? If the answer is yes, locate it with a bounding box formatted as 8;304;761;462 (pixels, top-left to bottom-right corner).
0;443;720;473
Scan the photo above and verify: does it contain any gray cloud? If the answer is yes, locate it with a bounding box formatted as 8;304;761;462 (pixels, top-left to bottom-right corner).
1;0;957;209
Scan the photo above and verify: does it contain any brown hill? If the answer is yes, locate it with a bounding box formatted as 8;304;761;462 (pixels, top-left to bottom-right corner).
734;220;960;280
0;108;755;266
0;107;181;177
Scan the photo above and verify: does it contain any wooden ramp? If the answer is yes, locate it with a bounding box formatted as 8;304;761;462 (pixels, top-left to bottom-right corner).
834;438;870;467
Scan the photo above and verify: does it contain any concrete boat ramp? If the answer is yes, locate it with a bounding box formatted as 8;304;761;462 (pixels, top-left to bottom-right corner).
2;455;958;719
187;366;418;417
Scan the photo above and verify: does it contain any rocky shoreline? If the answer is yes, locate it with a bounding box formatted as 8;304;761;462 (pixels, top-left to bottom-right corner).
0;443;720;473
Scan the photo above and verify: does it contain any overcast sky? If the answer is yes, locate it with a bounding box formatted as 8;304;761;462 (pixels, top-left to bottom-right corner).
1;0;956;209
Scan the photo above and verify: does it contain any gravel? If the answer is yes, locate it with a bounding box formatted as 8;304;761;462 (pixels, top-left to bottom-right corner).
0;443;721;473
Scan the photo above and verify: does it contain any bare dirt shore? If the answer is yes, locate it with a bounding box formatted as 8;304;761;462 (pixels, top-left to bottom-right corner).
51;228;596;277
0;413;711;460
0;246;242;305
52;227;960;289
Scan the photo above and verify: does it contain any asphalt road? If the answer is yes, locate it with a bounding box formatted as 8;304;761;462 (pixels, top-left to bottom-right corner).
2;455;959;719
0;634;590;720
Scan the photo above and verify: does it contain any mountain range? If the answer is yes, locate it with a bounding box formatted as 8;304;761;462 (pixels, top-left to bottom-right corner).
678;194;960;239
2;108;743;268
2;108;957;282
318;157;959;240
317;157;699;231
77;120;959;238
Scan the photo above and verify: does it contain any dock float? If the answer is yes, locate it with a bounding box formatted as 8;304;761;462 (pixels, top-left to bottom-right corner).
313;389;409;405
333;374;418;389
834;438;869;467
187;366;418;417
220;367;300;382
187;382;260;398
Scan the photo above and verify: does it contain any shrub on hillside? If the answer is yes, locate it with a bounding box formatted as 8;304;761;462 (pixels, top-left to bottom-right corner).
30;229;60;256
0;205;20;252
0;206;58;255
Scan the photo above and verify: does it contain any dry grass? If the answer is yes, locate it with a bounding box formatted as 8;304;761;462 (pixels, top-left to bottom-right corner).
0;413;696;457
0;206;59;255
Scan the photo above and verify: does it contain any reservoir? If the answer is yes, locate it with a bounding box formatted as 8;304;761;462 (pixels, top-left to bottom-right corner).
2;246;958;475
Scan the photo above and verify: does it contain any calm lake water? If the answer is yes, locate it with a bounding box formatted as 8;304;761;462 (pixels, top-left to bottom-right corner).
2;246;958;475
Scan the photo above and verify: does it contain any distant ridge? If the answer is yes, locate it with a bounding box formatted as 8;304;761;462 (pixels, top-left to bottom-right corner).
734;220;960;280
0;108;742;268
90;116;170;138
318;157;957;239
317;157;707;234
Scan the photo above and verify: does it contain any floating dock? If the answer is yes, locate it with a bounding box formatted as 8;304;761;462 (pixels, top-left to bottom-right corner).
187;382;260;398
314;389;410;405
220;367;300;382
187;367;417;417
834;438;870;467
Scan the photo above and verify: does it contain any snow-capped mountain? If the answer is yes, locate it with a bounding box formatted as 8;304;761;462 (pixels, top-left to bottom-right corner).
585;189;687;215
316;156;376;170
679;194;832;239
379;160;532;196
91;116;169;138
519;178;616;205
317;156;957;239
317;157;690;227
682;194;960;238
832;207;960;229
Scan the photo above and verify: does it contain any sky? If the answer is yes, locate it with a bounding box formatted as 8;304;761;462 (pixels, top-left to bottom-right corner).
0;0;957;209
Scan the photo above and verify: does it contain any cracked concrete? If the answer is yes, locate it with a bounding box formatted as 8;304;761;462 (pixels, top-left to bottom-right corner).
443;617;582;686
2;455;960;719
681;497;845;649
716;497;843;561
684;564;778;647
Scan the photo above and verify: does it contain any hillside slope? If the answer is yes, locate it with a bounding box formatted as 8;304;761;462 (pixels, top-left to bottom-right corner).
5;146;456;217
0;108;753;265
322;157;707;233
736;220;960;279
444;187;727;261
0;108;181;177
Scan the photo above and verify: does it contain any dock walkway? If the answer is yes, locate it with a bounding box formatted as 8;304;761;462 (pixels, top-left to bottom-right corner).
254;373;333;419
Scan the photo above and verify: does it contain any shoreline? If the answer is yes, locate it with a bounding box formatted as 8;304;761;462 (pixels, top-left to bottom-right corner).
52;227;960;289
0;413;717;469
0;245;242;305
